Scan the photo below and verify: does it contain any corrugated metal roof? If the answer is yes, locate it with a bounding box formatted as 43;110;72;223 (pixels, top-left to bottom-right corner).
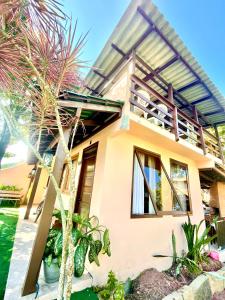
84;0;225;127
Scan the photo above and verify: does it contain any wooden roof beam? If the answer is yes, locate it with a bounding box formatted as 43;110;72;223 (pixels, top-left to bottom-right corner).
57;100;121;113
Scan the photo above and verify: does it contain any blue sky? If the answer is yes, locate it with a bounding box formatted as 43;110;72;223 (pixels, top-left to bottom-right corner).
64;0;225;96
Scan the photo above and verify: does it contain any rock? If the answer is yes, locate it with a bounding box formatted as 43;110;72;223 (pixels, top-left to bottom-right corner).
178;285;193;300
206;271;225;294
162;291;183;300
189;274;212;300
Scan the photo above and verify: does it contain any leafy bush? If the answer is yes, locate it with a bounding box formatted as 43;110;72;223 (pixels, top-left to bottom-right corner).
44;210;111;278
154;217;218;278
43;227;62;267
154;231;201;277
0;184;21;191
93;271;125;300
182;215;217;263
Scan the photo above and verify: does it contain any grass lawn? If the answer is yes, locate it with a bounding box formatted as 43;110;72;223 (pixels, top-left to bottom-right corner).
71;288;98;300
0;206;19;300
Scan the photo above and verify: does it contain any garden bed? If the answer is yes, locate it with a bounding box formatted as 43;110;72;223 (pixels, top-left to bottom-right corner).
125;258;224;300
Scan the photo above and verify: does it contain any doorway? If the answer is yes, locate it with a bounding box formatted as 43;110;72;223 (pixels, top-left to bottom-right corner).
75;143;98;218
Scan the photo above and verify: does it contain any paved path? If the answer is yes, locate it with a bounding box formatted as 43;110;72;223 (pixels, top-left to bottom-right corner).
4;206;38;300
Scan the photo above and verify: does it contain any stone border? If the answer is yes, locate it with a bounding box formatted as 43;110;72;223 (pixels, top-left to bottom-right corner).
163;267;225;300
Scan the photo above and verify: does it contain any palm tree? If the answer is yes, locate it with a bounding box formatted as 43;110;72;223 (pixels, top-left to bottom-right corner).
0;1;87;298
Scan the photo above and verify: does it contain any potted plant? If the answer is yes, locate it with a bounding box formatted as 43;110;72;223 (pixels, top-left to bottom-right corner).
43;210;111;283
43;227;62;283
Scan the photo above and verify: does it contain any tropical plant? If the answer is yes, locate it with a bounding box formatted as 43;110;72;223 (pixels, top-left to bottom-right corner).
182;215;217;263
172;230;177;265
51;210;111;277
94;271;125;300
43;227;62;267
154;231;201;277
182;215;196;258
0;1;88;299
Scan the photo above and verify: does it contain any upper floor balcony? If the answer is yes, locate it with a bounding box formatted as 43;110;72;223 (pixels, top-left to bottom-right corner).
129;54;224;164
83;1;225;167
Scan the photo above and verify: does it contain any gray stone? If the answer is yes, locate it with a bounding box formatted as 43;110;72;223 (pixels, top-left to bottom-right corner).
218;266;225;276
189;274;212;300
177;285;194;300
162;291;183;300
206;271;225;294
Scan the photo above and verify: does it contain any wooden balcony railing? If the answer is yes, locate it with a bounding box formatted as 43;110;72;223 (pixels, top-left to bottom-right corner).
130;74;224;162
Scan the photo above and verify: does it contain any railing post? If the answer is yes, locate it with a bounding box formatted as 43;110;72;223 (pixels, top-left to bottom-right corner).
214;125;225;164
168;83;179;141
173;106;179;141
130;51;136;113
130;80;135;112
168;83;174;104
199;126;207;155
193;105;207;155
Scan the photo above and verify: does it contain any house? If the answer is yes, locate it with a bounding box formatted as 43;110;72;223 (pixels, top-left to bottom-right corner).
21;0;225;296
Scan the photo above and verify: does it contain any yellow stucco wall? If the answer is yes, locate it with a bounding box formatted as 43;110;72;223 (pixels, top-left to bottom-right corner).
210;182;225;217
218;182;225;217
0;163;49;204
32;167;49;204
0;163;33;195
67;118;205;285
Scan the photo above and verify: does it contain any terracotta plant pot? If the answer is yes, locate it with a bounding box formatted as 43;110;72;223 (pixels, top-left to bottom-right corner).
43;258;60;284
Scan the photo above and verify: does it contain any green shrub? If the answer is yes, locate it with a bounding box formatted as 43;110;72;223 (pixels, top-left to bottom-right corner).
182;215;217;263
93;271;125;300
154;231;201;277
0;184;21;191
44;210;111;277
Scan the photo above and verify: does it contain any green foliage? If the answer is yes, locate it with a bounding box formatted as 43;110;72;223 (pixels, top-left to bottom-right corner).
3;151;15;158
103;229;111;257
182;216;217;263
182;215;196;256
154;231;202;277
74;237;89;277
155;217;218;278
73;214;111;277
175;255;201;277
54;231;63;256
88;239;102;267
172;230;177;265
94;271;125;300
44;210;111;276
43;227;61;266
0;184;21;191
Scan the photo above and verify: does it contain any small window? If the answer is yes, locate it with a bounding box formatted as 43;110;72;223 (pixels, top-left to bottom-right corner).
131;148;191;217
170;160;190;212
